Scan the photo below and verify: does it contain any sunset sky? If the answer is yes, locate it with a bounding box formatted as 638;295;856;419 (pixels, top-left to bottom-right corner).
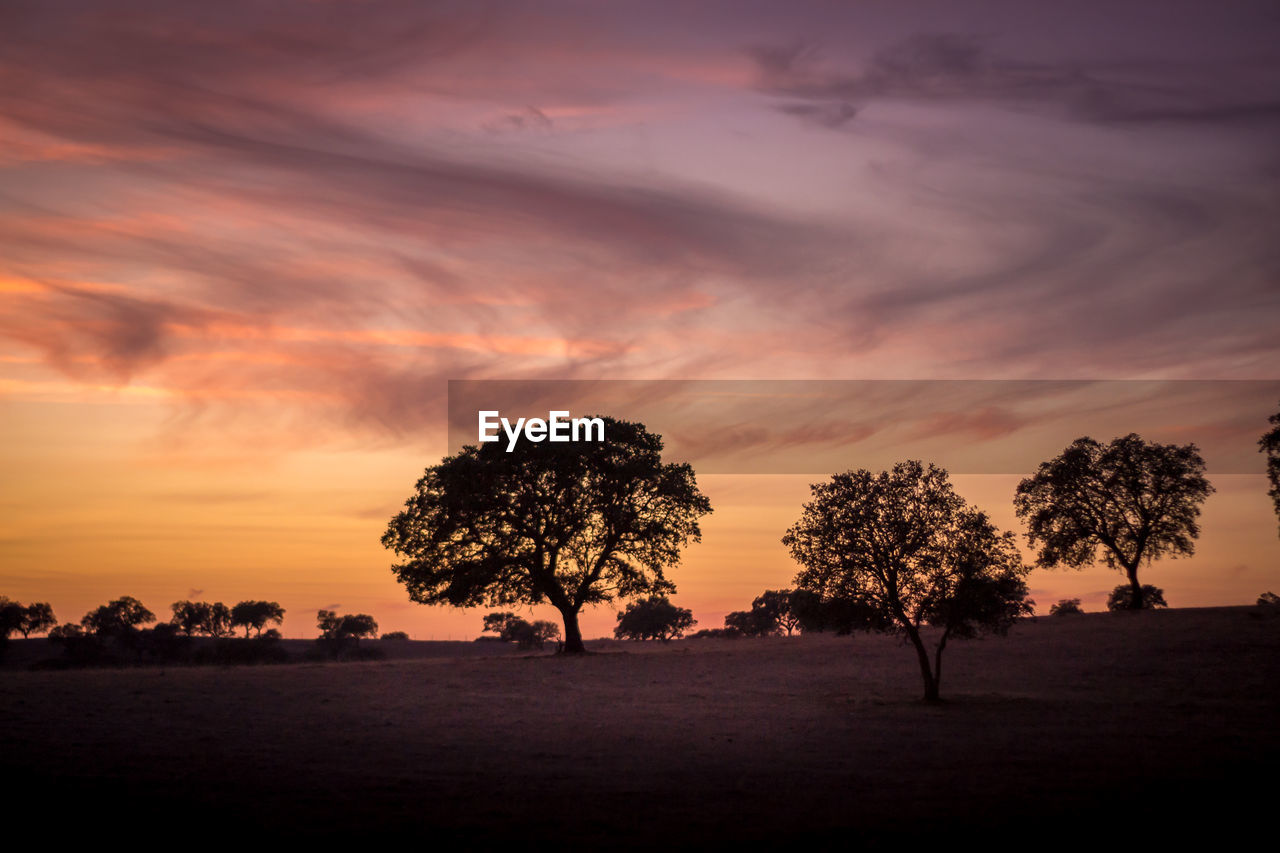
2;1;1278;639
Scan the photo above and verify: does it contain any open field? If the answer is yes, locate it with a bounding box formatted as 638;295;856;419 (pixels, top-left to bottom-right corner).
3;607;1278;845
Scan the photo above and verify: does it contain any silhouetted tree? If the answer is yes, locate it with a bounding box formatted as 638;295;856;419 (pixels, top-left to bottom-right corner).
784;461;1033;702
1259;591;1280;607
82;596;155;638
723;608;777;638
1261;401;1280;536
230;601;285;637
788;589;888;635
19;602;56;638
690;627;741;639
0;597;24;659
318;610;378;640
383;417;712;654
613;595;696;641
170;601;232;637
1015;434;1213;611
1106;584;1166;612
481;612;561;649
746;589;801;636
315;610;379;659
1049;598;1084;616
380;631;410;641
772;590;804;636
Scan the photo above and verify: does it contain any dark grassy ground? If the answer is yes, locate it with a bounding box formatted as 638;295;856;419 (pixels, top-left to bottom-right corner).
2;607;1277;846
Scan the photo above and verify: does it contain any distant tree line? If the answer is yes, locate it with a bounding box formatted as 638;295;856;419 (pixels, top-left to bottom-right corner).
0;594;411;668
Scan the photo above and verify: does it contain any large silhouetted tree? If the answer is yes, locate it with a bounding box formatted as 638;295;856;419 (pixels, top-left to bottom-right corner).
784;461;1033;702
1261;401;1280;537
1014;434;1213;611
382;417;712;654
613;595;696;642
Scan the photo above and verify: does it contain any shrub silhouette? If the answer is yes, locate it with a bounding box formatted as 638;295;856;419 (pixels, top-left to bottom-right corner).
614;595;696;642
1050;599;1085;616
481;612;561;649
1106;584;1167;611
314;610;381;659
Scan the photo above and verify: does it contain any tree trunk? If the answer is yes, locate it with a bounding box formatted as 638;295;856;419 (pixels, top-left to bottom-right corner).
1127;565;1143;610
559;607;586;654
906;628;940;702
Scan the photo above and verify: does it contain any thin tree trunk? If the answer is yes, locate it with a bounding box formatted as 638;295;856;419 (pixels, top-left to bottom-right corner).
1127;565;1143;610
932;630;950;699
906;628;939;702
560;607;586;654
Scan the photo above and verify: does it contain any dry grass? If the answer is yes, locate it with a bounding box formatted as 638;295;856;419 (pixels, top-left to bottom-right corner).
2;607;1277;844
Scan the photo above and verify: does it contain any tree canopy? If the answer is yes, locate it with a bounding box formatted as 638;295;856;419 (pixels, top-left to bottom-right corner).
1014;433;1213;610
81;596;155;637
382;416;712;653
170;601;232;637
1;598;56;643
784;460;1033;702
231;601;285;637
318;610;378;641
613;595;696;642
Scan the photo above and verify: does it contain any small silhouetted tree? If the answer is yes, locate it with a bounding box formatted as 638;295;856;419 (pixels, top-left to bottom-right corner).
24;603;56;638
1049;598;1084;616
1015;434;1213;611
613;595;696;642
481;612;561;649
82;596;155;639
1106;584;1166;612
318;610;378;640
382;417;712;654
785;461;1033;702
381;631;410;641
0;597;24;659
788;589;888;634
723;608;777;637
1261;401;1280;537
1259;591;1280;607
748;589;801;636
231;601;285;637
316;610;379;658
170;601;232;637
